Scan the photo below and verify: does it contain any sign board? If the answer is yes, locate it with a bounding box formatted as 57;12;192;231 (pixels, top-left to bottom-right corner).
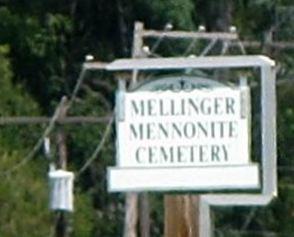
117;87;250;168
108;81;259;192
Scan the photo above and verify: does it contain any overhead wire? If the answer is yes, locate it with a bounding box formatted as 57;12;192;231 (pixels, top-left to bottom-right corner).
0;63;89;176
76;113;114;177
67;66;87;109
0;97;66;177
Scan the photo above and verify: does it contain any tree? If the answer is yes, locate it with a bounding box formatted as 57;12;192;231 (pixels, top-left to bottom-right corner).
0;1;294;236
0;45;50;237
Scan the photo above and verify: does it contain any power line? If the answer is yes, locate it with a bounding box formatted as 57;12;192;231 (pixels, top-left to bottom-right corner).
76;114;114;177
0;62;90;176
67;66;87;109
0;97;66;177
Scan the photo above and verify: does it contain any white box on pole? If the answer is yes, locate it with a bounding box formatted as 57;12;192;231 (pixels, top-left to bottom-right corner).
49;169;74;212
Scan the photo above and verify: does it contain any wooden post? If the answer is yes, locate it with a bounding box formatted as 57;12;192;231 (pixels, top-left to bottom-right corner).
124;193;139;237
56;212;68;237
56;96;69;170
124;21;151;237
139;194;150;237
55;96;70;237
132;21;144;59
131;21;144;86
120;73;140;237
164;195;200;237
133;21;151;237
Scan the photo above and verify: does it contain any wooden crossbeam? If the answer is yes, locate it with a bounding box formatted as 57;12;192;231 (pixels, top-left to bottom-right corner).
0;116;112;125
142;30;238;40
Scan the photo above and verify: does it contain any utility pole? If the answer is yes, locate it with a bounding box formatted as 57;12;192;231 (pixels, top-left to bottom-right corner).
55;96;70;237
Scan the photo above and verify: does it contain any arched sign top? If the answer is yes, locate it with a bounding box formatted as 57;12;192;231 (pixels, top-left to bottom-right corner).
131;76;228;92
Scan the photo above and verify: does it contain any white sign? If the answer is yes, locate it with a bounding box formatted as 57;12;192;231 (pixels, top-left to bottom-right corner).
108;85;259;192
117;87;250;168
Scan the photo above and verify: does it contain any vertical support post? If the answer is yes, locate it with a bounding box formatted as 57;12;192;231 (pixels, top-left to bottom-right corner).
164;195;200;237
122;75;139;237
261;65;277;196
132;21;144;58
133;22;151;237
199;198;212;237
131;21;144;86
56;212;68;237
55;96;69;237
124;193;139;237
119;75;139;237
56;96;69;171
124;21;151;237
139;195;150;237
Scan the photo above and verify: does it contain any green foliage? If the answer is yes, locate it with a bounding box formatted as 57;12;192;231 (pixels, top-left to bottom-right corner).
0;45;39;115
0;6;73;110
132;0;195;30
0;1;293;237
0;45;41;152
0;45;50;237
0;162;51;237
72;191;95;237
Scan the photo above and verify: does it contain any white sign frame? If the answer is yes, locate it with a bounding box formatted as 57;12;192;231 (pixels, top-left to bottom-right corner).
103;55;277;237
107;56;276;196
107;56;276;192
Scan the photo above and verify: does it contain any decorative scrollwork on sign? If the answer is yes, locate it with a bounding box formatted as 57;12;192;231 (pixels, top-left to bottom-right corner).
131;76;227;92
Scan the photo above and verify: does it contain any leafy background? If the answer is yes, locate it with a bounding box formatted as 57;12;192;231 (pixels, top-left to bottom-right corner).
0;0;293;236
